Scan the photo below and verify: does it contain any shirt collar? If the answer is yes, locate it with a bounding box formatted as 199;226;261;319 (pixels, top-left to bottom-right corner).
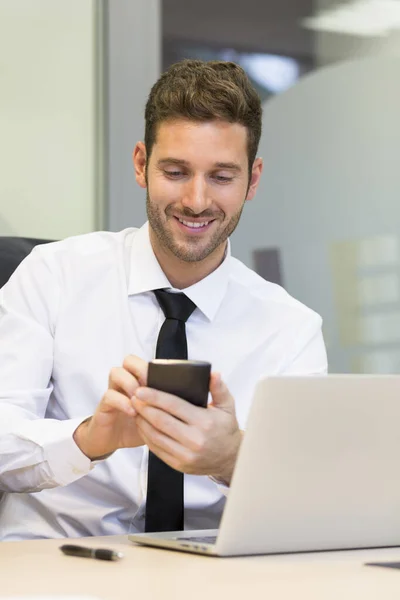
127;222;231;321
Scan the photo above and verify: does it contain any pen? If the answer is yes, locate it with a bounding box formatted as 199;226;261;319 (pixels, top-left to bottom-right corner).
60;544;124;561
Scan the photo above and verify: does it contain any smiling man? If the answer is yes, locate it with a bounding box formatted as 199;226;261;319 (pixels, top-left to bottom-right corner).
0;60;327;540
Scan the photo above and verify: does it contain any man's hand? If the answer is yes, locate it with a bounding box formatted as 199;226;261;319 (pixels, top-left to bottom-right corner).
73;356;148;460
132;372;242;486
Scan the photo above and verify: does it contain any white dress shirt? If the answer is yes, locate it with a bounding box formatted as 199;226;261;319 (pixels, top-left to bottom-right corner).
0;223;327;540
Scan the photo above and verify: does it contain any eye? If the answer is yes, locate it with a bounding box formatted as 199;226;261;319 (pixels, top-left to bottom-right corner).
213;175;234;184
164;170;184;178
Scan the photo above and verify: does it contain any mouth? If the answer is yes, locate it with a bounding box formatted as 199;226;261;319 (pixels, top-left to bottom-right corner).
173;216;215;234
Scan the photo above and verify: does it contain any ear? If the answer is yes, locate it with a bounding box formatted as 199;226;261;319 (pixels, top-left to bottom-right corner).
245;157;263;202
132;142;147;189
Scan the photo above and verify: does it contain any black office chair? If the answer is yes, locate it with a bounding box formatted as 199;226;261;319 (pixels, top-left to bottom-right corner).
0;237;54;288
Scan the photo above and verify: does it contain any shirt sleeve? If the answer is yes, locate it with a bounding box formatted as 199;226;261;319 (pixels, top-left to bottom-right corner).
0;246;94;492
278;312;328;375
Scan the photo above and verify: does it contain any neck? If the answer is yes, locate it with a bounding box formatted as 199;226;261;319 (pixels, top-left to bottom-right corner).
149;229;227;289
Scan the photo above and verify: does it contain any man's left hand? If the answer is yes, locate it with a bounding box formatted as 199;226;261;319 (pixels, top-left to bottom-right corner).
132;372;242;486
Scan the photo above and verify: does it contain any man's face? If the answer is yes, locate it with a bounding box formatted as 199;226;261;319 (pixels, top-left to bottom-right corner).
135;119;262;263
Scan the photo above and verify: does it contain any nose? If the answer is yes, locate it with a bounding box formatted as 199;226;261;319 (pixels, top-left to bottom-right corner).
181;175;212;214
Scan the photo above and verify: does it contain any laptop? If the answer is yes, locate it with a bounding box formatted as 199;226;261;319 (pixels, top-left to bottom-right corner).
129;374;400;556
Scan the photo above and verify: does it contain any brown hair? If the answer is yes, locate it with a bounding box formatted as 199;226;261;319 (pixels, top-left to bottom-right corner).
144;59;262;178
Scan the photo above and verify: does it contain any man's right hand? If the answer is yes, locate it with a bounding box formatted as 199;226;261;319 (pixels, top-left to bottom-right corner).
73;356;148;460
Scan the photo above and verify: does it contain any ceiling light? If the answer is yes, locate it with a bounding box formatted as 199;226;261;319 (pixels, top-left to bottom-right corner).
303;0;400;37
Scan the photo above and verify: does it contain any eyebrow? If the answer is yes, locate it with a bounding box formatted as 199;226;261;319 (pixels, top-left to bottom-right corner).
157;158;242;171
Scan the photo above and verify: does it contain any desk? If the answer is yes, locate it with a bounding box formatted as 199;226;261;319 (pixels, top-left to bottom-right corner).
2;536;400;599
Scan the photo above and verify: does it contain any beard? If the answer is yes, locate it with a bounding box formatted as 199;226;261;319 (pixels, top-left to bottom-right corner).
146;191;245;263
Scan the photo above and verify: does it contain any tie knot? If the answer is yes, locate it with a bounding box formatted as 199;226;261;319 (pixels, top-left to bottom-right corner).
153;289;196;322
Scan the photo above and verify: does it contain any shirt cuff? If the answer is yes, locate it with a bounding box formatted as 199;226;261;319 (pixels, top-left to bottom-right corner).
16;416;96;486
209;476;229;497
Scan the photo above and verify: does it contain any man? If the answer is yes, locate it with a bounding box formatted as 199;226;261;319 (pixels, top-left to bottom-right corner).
0;60;327;540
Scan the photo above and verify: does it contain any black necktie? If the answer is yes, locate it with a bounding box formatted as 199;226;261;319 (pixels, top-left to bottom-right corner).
145;289;196;532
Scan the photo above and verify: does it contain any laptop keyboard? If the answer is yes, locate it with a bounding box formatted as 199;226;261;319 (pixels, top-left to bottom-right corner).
176;535;217;545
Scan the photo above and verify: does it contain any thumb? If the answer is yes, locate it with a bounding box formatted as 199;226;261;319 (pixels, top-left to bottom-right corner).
209;372;234;411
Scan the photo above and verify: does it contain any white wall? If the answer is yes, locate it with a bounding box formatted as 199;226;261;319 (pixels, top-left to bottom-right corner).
0;0;100;239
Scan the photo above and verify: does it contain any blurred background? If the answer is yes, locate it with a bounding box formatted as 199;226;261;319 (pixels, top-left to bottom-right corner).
1;0;400;373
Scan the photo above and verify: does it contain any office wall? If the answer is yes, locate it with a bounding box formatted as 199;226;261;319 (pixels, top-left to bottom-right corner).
0;0;161;239
106;0;161;232
163;0;313;59
233;56;400;372
0;0;102;239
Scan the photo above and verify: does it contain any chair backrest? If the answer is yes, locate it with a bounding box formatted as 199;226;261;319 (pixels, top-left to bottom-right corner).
0;237;54;288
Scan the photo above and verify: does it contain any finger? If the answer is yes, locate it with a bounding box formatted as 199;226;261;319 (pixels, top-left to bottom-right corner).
209;372;234;411
135;387;199;424
100;388;136;417
144;438;182;472
132;399;194;445
123;355;148;386
136;416;189;471
108;366;140;397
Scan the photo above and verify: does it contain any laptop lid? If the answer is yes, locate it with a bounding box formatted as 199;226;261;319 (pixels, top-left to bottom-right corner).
215;375;400;555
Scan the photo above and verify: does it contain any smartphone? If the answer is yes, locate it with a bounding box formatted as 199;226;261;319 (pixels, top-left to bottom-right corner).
147;359;211;408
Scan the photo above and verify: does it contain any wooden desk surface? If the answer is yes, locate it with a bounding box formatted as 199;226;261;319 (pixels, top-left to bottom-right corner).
2;535;400;600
